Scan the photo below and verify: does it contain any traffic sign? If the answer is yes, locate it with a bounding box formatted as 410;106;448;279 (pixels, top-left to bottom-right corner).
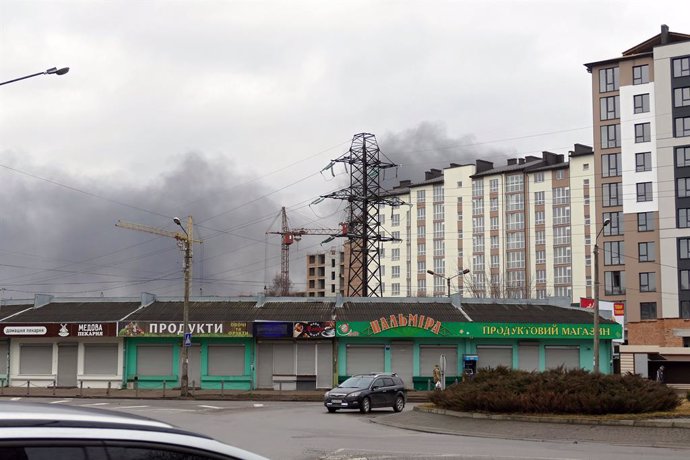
184;333;192;347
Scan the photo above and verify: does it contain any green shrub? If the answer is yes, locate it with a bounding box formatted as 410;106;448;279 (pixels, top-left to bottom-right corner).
429;367;680;415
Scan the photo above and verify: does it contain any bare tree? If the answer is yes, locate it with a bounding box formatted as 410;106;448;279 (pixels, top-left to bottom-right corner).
265;274;295;296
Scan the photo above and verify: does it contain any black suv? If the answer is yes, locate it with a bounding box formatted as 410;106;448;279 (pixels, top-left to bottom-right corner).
324;372;406;413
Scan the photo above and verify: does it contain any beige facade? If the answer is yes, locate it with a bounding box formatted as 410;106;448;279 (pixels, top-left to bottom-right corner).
305;248;344;297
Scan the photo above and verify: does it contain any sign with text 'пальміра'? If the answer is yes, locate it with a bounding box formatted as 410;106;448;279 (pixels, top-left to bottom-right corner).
336;315;622;340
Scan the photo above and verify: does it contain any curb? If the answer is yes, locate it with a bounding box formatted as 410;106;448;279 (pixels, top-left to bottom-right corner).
414;405;690;429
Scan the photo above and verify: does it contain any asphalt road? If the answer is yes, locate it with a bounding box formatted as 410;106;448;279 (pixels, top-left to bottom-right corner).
2;397;689;459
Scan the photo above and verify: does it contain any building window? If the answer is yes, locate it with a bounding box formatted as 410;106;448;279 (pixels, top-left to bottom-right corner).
507;251;525;269
554;246;571;264
417;261;426;274
600;95;620;120
472;198;484;215
491;254;499;268
391;214;400;226
584;163;590;171
536;270;546;284
633;93;650;114
554;226;570;245
675;87;690;107
472;179;484;197
604;271;625;295
433;203;444;220
391;248;400;261
633;64;649;85
506;194;524;211
601;124;621;148
604;241;624;265
535;211;545;225
489;179;499;193
473;216;485;232
636;182;653;202
457;181;463;188
638;212;654;231
680;238;690;259
433;221;444;238
603;211;622;236
635;152;651;172
676;146;690;167
682;270;690;290
553;187;570;205
418;243;425;256
599;67;619;92
601;153;621;177
416;190;426;203
391;283;400;296
534;172;544;183
417;225;425;238
491;235;499;249
379;214;385;225
434;239;445;256
678;178;690;198
639;272;656;292
391;266;400;278
506;213;524;230
554;266;572;284
433;184;444;202
640;302;657;320
673;57;690;78
680;208;690;228
639;242;655;262
417;207;425;220
536;250;546;264
490;197;498;211
552;206;570;225
506;232;525;249
535;230;545;245
392;231;400;241
681;301;690;319
603;183;622;207
676;117;690;137
635;123;651;143
490;216;499;230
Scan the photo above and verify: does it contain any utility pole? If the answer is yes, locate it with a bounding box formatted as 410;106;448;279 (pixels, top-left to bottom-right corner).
593;218;611;374
116;216;201;396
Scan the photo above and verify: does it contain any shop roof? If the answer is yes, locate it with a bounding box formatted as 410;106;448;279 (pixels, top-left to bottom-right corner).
124;301;258;322
461;302;617;324
256;301;335;321
337;300;469;321
1;301;141;323
0;304;33;321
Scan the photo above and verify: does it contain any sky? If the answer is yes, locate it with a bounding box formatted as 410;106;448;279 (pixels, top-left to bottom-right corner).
0;0;688;300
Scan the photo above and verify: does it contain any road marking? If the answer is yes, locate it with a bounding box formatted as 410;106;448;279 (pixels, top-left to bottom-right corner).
253;403;264;407
50;399;72;404
79;402;110;406
10;397;21;401
198;404;224;409
116;405;149;409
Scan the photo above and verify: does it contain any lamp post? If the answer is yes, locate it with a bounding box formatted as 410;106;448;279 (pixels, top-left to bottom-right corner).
593;217;611;374
427;269;470;297
0;67;70;86
174;217;193;397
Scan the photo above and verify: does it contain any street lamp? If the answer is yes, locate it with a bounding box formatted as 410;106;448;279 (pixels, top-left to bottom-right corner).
593;217;611;374
427;269;470;297
0;67;70;86
174;217;193;397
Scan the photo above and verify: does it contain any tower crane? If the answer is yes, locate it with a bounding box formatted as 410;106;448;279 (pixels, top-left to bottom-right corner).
115;216;202;397
266;207;345;296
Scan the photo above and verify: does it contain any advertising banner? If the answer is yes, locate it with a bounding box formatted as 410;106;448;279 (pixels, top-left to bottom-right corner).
118;321;251;337
336;316;622;339
0;323;118;338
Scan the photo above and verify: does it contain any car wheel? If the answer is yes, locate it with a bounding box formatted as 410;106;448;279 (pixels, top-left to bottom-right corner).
393;395;405;412
327;407;337;413
359;397;371;413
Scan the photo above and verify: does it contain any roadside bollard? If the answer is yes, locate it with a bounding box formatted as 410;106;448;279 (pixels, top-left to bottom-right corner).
52;379;57;396
79;380;84;398
221;380;224;399
192;380;196;397
26;380;30;396
163;381;166;398
107;381;111;397
427;379;431;391
134;376;139;398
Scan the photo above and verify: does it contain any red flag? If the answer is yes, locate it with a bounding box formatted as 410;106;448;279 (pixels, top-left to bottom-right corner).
580;297;595;308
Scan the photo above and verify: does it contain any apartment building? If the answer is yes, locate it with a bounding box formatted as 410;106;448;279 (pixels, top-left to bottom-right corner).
585;25;690;380
305;247;345;297
378;146;594;304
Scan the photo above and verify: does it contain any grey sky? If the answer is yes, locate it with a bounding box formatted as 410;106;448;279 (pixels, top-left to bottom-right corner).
0;1;687;299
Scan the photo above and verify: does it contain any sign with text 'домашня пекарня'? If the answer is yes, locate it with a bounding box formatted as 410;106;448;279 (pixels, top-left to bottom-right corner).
336;316;622;340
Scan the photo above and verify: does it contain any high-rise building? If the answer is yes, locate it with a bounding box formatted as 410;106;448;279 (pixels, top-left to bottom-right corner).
585;25;690;376
378;146;594;304
305;247;345;297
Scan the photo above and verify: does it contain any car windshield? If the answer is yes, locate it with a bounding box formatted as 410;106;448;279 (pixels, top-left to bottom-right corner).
339;375;374;388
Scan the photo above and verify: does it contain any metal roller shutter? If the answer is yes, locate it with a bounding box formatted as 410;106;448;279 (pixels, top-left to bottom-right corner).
296;343;315;375
256;343;273;388
273;343;295;374
420;346;458;378
390;342;413;388
207;344;245;376
545;346;580;369
477;346;513;369
316;343;333;388
346;345;384;375
19;344;52;375
84;344;118;375
136;345;173;376
0;342;8;374
517;343;539;371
